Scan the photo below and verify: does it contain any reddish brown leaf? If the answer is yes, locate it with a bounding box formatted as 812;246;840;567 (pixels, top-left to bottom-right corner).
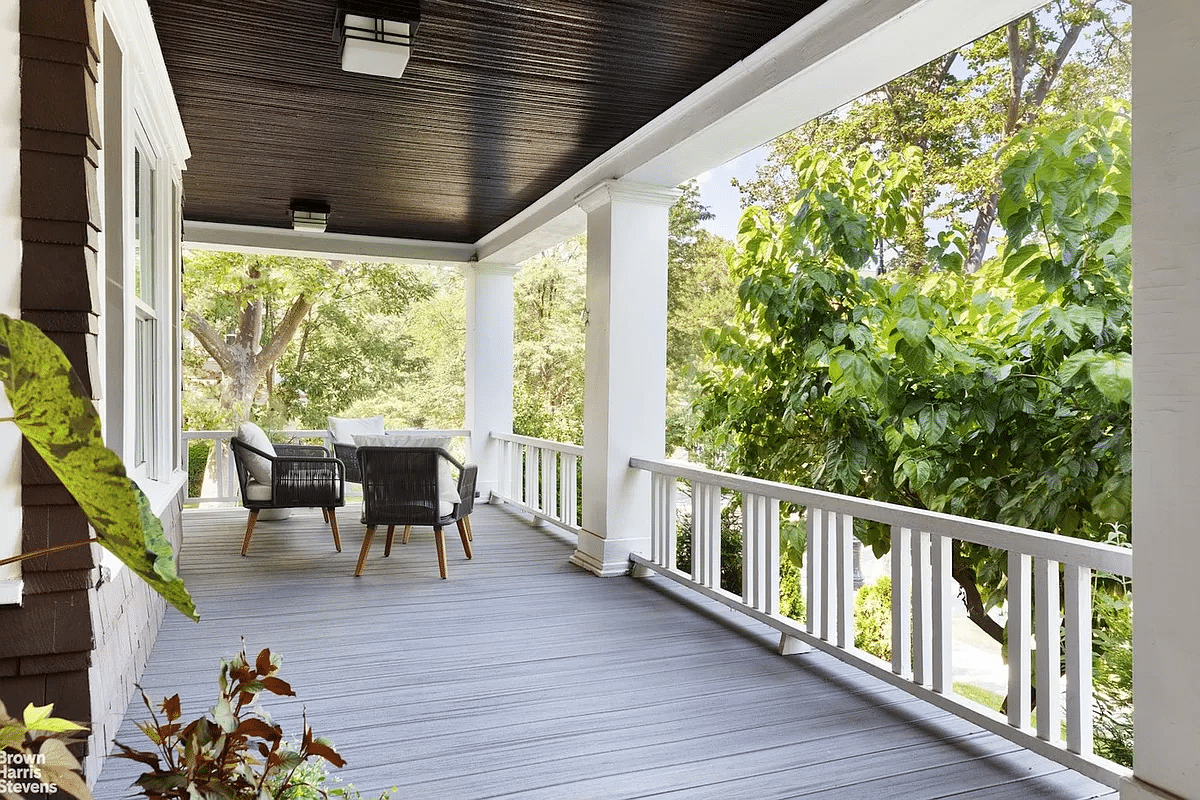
255;648;273;675
111;742;162;768
261;676;295;697
305;739;346;768
235;718;282;741
162;694;182;722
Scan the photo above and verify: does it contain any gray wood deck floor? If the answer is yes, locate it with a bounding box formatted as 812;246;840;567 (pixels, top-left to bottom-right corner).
95;503;1117;799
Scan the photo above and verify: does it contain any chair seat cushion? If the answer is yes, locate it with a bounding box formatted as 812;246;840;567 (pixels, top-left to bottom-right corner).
244;479;273;502
329;415;385;444
236;421;276;484
352;434;460;506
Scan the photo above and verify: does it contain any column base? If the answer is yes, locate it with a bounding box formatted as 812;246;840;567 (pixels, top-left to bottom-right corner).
569;528;647;577
1121;777;1189;800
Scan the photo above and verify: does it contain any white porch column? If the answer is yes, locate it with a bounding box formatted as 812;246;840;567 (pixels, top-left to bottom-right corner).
572;180;679;576
464;263;517;501
1125;3;1200;800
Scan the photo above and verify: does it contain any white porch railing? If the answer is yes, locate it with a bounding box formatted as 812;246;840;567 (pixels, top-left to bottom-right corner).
183;429;471;504
490;432;584;534
629;457;1132;789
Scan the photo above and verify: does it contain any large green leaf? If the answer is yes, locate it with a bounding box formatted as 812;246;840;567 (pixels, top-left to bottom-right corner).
0;315;197;620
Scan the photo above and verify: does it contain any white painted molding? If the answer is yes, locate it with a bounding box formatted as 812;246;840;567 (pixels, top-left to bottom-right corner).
0;578;23;606
475;0;1043;266
98;0;190;166
1120;777;1189;800
464;262;520;277
183;220;478;266
1;0;22;591
575;180;682;214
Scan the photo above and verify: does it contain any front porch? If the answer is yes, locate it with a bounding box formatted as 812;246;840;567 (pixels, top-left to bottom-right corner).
95;503;1115;799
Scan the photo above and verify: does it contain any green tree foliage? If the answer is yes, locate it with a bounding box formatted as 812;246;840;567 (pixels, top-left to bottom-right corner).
512;238;587;443
667;182;738;459
510;187;736;448
288;266;463;430
735;0;1130;272
183;251;432;429
697;104;1131;645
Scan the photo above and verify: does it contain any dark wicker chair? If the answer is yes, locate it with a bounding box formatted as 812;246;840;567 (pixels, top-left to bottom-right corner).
230;438;346;556
354;446;477;578
332;441;364;484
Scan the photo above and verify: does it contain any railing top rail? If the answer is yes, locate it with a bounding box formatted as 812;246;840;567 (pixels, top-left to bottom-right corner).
184;428;471;439
491;431;585;457
631;456;1131;576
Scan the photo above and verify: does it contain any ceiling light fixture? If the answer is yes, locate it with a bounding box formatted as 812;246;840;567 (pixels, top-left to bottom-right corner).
336;2;420;79
291;200;330;233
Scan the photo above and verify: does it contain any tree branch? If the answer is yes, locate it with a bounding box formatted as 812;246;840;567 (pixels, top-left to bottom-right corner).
184;310;234;374
254;294;314;375
1023;16;1089;125
953;564;1007;645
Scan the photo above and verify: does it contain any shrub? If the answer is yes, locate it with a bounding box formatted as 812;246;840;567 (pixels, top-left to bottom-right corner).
779;559;806;621
1093;591;1133;767
675;502;744;595
854;576;892;661
187;440;211;498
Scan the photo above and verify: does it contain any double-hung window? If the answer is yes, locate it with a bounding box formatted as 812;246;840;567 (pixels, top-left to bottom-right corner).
133;142;158;473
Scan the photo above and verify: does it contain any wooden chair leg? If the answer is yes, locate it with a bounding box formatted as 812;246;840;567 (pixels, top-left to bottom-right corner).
457;519;473;559
355;526;377;577
328;508;342;552
464;515;472;541
401;525;413;545
241;510;260;556
384;525;396;557
434;527;448;579
322;507;330;523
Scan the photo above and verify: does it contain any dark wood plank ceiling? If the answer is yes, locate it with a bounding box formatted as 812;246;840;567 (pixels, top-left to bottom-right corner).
146;1;826;244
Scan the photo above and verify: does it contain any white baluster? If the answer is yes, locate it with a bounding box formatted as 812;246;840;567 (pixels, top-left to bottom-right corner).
742;492;780;614
1008;551;1033;729
891;525;913;679
562;453;579;527
1035;557;1063;742
693;482;721;589
932;533;953;694
509;440;521;501
525;446;539;509
806;507;824;639
1063;563;1094;755
912;529;932;687
541;448;558;519
836;512;854;649
650;472;674;567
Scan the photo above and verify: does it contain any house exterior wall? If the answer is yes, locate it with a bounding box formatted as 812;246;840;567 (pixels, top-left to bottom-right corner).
0;0;103;748
0;0;189;784
85;493;181;781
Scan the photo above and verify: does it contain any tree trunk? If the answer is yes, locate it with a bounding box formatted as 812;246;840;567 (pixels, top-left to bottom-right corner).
965;10;1091;272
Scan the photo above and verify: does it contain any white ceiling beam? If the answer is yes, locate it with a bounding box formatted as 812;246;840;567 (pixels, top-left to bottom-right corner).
183;221;477;267
475;0;1044;266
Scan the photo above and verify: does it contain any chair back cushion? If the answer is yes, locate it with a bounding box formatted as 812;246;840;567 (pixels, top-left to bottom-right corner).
235;421;276;484
353;434;459;505
328;415;385;444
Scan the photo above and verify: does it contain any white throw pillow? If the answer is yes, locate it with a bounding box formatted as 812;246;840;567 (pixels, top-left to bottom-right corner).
353;434;460;506
328;415;385;444
236;421;276;484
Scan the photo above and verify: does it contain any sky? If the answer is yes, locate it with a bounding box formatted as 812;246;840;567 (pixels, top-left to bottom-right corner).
693;145;769;242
